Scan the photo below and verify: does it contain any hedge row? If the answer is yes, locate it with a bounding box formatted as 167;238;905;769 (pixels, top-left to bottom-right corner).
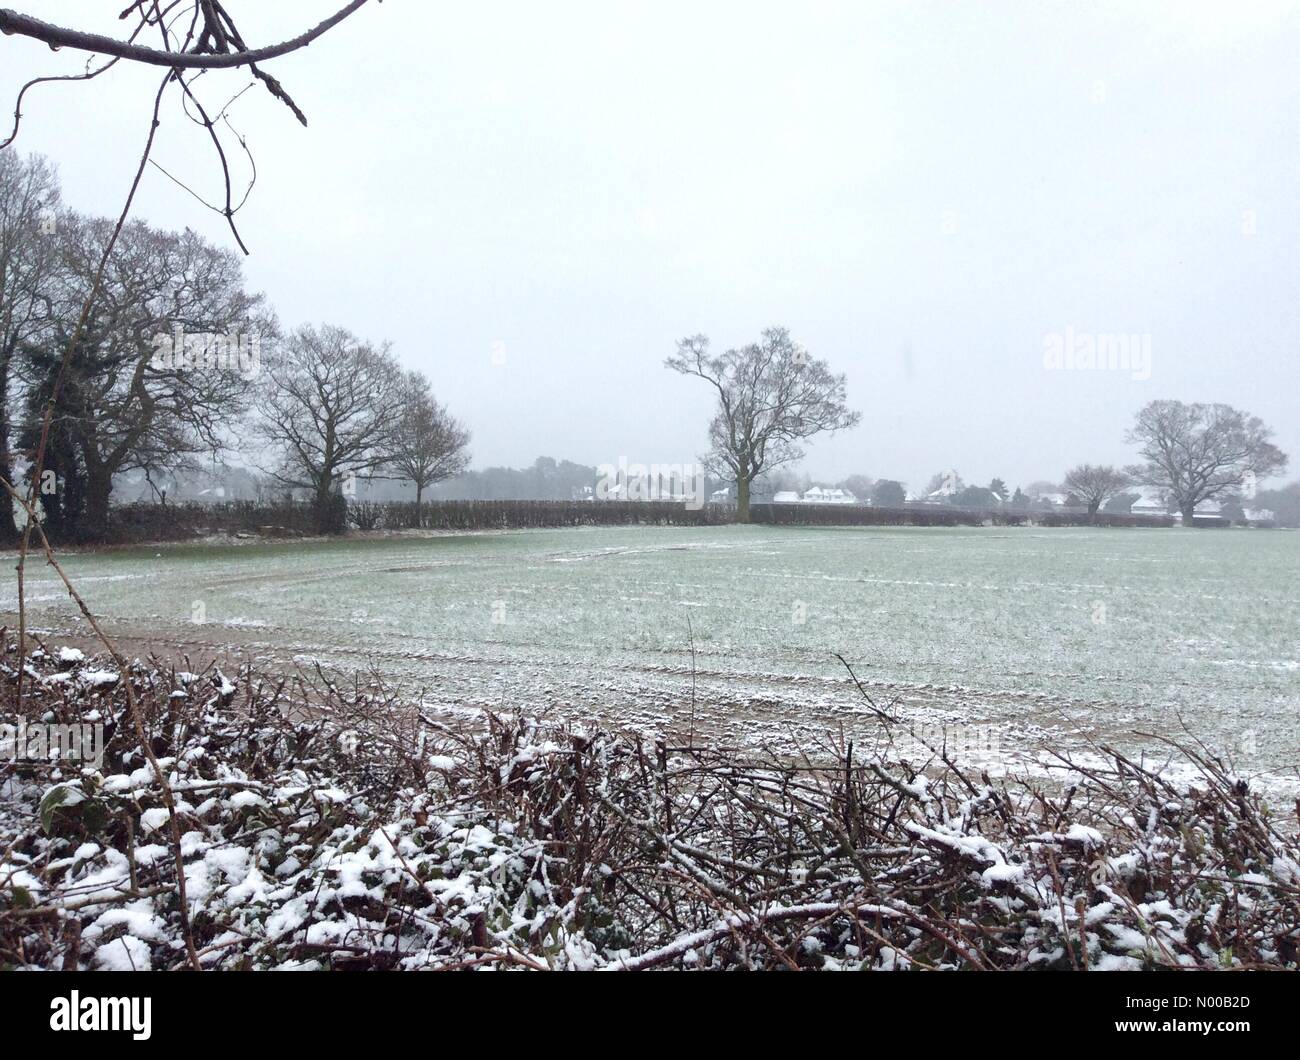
750;503;1176;528
357;499;733;530
53;498;1180;545
5;650;1296;970
95;497;345;544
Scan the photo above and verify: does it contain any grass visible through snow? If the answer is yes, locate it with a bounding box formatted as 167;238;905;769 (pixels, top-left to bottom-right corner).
2;524;1297;789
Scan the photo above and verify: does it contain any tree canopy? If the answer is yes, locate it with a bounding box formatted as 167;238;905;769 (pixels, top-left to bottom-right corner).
666;327;860;521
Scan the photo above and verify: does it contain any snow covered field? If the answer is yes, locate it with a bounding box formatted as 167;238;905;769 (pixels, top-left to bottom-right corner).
3;524;1297;787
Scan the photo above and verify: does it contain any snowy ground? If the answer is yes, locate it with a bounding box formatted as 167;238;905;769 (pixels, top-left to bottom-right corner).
3;524;1297;791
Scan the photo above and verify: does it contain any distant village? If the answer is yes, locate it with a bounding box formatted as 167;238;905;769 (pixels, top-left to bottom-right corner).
116;458;1287;528
717;482;1277;526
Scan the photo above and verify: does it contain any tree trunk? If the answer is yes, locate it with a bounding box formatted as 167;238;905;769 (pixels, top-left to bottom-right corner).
736;477;751;524
83;470;113;543
1088;499;1101;520
415;482;423;528
314;478;336;535
1180;502;1196;527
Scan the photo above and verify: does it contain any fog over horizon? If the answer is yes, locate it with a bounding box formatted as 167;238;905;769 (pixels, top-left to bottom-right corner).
4;0;1297;492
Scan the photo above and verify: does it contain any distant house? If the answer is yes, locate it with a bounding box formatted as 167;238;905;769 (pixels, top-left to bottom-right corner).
1243;506;1276;523
1172;500;1222;524
772;490;800;504
1036;492;1069;508
1128;490;1168;517
802;487;856;505
1165;499;1226;524
709;487;731;504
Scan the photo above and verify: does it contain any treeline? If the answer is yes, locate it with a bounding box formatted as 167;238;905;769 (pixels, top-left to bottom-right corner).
0;154;470;543
3;153;1291;543
427;456;601;502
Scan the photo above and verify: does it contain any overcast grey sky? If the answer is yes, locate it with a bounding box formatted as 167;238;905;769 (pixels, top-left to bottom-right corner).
4;1;1297;491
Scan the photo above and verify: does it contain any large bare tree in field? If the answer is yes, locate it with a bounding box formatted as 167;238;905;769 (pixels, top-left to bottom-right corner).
22;212;266;539
391;371;471;519
256;324;407;532
666;327;860;522
1062;464;1130;518
1126;400;1287;525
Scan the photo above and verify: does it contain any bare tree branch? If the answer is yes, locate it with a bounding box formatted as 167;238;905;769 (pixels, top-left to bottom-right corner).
0;1;372;71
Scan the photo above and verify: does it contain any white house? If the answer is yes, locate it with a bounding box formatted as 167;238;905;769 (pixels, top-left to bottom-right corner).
709;487;731;504
1168;499;1225;524
1129;490;1168;517
801;487;856;504
772;490;801;503
1243;506;1276;523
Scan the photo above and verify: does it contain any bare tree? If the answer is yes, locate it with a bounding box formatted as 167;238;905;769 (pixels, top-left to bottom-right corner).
20;212;265;539
256;323;407;532
1062;464;1131;518
1126;400;1288;525
0;151;59;538
839;473;874;502
1024;480;1061;499
390;371;471;521
666;327;860;522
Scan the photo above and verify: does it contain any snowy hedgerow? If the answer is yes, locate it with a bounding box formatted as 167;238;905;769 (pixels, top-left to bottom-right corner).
2;648;1297;970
